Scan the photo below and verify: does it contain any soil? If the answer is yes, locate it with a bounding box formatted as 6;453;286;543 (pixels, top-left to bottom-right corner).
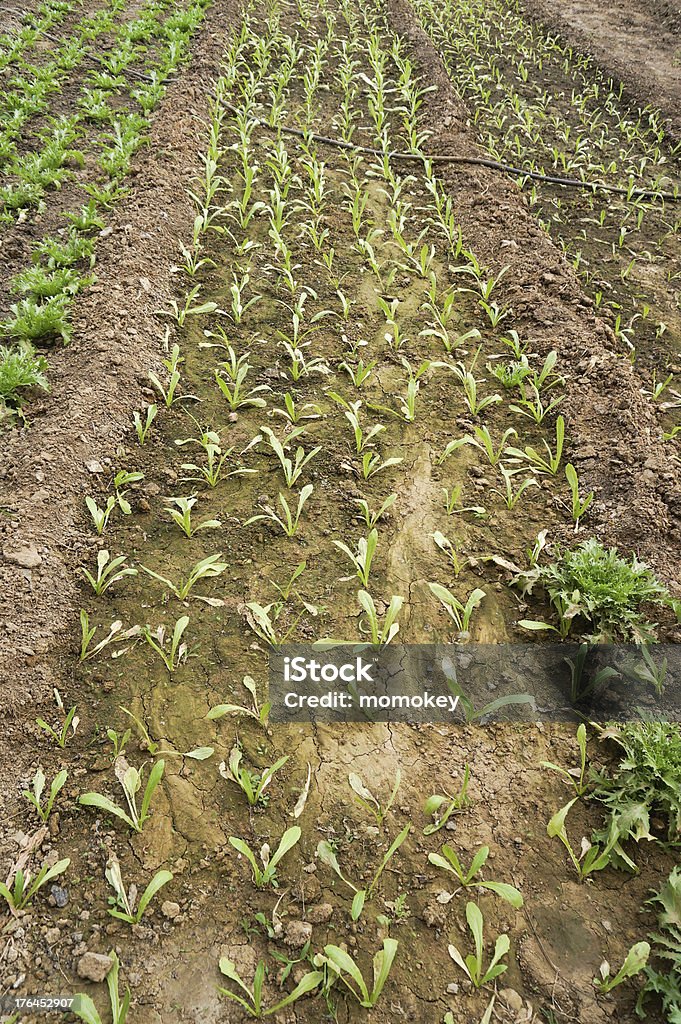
0;0;680;1022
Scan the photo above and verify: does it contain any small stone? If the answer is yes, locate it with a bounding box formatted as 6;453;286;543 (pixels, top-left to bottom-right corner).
306;903;333;925
85;460;105;474
3;544;42;568
284;920;313;948
44;928;60;945
499;988;524;1013
50;885;68;908
161;901;180;920
77;952;113;983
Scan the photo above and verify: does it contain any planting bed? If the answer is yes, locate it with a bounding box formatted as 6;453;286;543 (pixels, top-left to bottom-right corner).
0;0;680;1022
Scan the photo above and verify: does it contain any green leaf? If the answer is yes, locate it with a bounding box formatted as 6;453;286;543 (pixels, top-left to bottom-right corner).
323;945;370;1004
478;881;524;908
71;994;103;1024
266;971;323;1014
351;889;366;921
136;869;172;920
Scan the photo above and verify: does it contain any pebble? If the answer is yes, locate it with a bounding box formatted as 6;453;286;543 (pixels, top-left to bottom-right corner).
77;952;113;983
3;544;42;568
50;885;68;908
284;920;313;948
306;903;333;924
161;901;180;920
499;988;524;1013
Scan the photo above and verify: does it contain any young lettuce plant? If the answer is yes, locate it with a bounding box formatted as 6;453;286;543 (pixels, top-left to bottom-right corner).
316;939;398;1009
428;583;485;637
333;529;378;586
79;550;137;596
0;857;70;912
105;854;173;926
229;826;301;889
244;485;313;537
37;696;78;748
358;590;404;645
208;675;270;727
348;769;400;825
565;463;594;523
220;746;288;806
142;616;191;672
165;496;222;537
149;343;195;408
218;956;322;1018
86;494;116;535
132;403;157;444
141;554;227;601
423;767;470;834
547;798;618;881
428;845;523;907
354;494;397;528
507;416;564;475
22;767;68;823
256;426;320;487
448;902;510;989
317;826;410;922
593;941;650;994
79;758;165;833
80;613;139;662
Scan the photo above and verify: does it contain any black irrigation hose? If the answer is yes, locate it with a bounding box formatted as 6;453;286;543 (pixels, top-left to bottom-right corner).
244;111;681;203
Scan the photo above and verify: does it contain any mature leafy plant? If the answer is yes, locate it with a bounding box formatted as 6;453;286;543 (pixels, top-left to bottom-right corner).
591;721;681;867
0;346;49;405
636;867;681;1019
515;539;679;642
79;758;165;832
448;902;510;988
229;826;301;888
428;845;523;907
